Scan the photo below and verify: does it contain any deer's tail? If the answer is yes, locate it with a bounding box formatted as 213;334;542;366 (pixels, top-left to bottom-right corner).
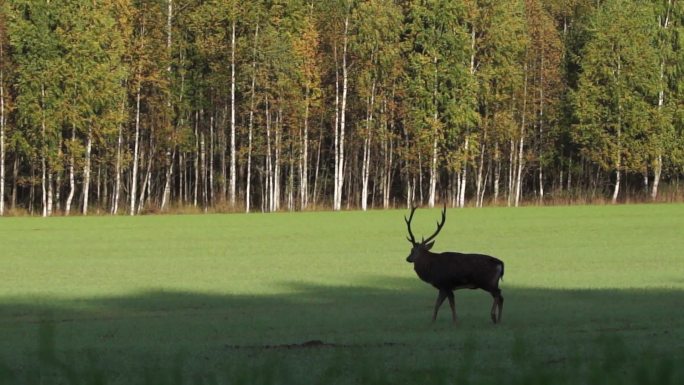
498;261;505;282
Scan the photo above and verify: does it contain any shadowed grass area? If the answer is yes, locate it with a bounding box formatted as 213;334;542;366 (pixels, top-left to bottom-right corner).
1;284;683;384
1;204;683;383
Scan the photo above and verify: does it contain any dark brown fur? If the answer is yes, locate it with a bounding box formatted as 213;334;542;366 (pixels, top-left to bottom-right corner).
405;207;505;324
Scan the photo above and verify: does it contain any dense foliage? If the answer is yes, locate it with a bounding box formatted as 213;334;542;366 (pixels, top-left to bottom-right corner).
0;0;682;215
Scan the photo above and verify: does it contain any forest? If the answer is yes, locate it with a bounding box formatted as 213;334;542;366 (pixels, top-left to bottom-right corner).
0;0;682;216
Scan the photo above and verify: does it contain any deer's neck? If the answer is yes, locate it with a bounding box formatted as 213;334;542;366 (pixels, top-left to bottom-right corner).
413;251;436;284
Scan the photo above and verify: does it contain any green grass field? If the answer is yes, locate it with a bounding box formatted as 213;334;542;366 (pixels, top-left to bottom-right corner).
1;204;684;384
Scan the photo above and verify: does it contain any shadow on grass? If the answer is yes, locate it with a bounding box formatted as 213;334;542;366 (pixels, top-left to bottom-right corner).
1;278;683;384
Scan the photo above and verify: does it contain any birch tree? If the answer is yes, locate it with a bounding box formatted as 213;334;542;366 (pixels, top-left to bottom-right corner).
572;0;660;203
0;5;8;216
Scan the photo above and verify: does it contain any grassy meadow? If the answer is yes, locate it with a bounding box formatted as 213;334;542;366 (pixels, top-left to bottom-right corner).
1;204;683;384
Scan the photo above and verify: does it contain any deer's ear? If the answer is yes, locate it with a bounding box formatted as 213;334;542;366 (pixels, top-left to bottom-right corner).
425;241;435;250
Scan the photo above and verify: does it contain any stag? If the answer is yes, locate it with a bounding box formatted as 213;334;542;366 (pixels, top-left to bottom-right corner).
405;206;504;324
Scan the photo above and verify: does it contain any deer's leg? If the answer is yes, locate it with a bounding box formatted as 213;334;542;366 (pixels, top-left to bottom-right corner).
432;290;447;322
490;289;502;324
497;293;504;323
447;291;456;323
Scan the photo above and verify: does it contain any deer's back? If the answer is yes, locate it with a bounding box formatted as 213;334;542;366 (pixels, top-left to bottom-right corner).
416;252;503;292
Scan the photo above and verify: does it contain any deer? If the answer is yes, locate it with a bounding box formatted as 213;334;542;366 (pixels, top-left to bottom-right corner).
404;205;505;324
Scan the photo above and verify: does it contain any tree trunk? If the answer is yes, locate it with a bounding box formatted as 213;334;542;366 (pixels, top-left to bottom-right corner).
508;138;515;206
335;16;349;211
612;168;621;204
201;130;206;209
361;81;375;211
538;52;545;203
652;154;662;201
47;171;53;217
475;138;486;208
301;84;310;210
274;108;282;211
209;115;214;206
160;150;175;211
138;139;153;214
515;65;528;207
130;85;141;215
220;107;226;202
333;45;340;210
612;56;622;204
64;126;74;215
428;56;439;208
494;142;500;203
229;18;237;206
160;0;174;212
0;64;4;216
652;1;672;201
459;137;468;208
82;127;92;215
112;101;124;215
246;24;258;213
193;112;199;207
266;97;273;212
41;84;48;217
313;123;322;206
11;155;17;210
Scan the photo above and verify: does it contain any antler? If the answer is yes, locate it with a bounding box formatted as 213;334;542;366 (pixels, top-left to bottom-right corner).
404;206;418;244
422;204;447;244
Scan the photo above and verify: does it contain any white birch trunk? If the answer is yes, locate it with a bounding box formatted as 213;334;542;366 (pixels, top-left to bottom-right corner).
210;115;214;205
193;113;199;207
494;142;500;203
112;100;124;214
508;138;515;206
65;125;76;215
361;81;375;211
82;127;92;215
428;55;439;208
313;126;323;206
333;44;340;210
47;172;53;216
160;150;175;211
274;109;282;211
229;18;237;206
612;168;621;203
538;53;545;203
41;84;48;217
612;57;622;204
200;131;206;208
220;108;226;201
652;155;662;200
475;141;486;208
428;135;438;208
612;129;621;204
246;26;258;213
653;3;671;200
0;65;4;216
515;65;528;207
55;172;61;213
160;0;174;212
130;85;141;215
459;137;469;208
266;97;273;212
335;16;349;211
301;84;310;210
138;141;153;214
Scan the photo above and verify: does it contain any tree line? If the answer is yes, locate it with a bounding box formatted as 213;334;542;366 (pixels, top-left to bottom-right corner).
0;0;682;216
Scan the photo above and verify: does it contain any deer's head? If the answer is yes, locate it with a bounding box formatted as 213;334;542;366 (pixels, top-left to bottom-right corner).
405;205;446;263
